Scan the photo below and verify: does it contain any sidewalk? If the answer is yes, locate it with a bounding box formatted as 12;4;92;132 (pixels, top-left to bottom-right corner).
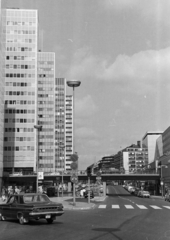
0;195;107;210
49;196;107;210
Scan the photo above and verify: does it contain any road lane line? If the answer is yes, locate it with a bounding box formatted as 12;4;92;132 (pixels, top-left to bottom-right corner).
150;205;162;209
98;205;106;209
112;205;120;209
136;205;148;209
125;205;134;209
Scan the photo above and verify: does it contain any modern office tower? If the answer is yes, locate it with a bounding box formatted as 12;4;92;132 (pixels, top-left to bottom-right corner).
55;78;66;172
37;52;55;173
65;95;73;170
0;0;4;190
2;9;38;174
142;131;163;163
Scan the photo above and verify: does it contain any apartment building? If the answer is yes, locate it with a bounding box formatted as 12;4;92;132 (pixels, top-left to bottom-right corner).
2;9;38;174
37;52;55;173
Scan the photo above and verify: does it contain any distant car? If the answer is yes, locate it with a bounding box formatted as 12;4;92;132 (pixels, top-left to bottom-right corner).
129;187;135;194
0;193;64;224
84;190;94;199
165;191;170;202
140;191;150;198
134;188;140;196
137;191;143;197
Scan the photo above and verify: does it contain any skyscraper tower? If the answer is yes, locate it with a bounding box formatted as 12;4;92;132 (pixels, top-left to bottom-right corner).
2;9;38;174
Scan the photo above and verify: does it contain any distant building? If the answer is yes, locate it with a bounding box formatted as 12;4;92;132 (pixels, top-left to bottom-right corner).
142;131;163;164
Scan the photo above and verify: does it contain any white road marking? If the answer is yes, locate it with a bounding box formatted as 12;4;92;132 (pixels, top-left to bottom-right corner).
136;205;148;209
150;205;162;209
163;206;170;209
98;205;106;209
112;205;120;209
125;205;134;209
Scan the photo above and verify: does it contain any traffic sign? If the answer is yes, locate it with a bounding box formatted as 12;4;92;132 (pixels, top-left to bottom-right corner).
71;162;78;170
38;172;44;180
70;175;78;183
96;176;101;181
70;154;78;162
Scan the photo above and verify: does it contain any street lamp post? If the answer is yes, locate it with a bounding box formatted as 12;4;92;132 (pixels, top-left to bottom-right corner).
58;143;65;198
34;124;42;193
67;80;81;206
158;165;168;198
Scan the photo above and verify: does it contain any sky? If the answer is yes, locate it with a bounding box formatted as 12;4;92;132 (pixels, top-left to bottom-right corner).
2;0;170;170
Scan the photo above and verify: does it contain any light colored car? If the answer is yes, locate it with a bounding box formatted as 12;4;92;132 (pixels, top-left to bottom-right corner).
140;191;150;198
165;191;170;202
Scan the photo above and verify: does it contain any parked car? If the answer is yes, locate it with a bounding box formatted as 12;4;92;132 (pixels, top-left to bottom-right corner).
129;187;135;194
165;190;170;202
0;193;64;224
84;189;94;199
134;188;140;196
140;191;150;198
137;190;143;197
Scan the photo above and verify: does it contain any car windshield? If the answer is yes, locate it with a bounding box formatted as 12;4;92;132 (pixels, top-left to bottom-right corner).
23;194;50;203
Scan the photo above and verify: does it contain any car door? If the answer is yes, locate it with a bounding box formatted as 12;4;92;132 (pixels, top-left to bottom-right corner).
7;195;19;219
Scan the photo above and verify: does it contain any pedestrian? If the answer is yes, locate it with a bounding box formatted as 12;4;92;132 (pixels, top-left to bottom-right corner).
1;187;6;202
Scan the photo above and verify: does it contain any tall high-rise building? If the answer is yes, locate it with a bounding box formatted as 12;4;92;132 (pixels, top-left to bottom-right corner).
37;52;55;173
2;9;38;174
0;0;5;190
65;95;73;170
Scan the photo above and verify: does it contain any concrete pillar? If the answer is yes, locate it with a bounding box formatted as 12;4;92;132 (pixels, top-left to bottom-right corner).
103;182;106;197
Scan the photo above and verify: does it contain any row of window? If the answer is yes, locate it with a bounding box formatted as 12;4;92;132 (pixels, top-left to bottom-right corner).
5;128;34;132
7;38;36;43
5;100;35;105
38;67;54;71
5;109;35;114
38;81;54;84
39;156;53;160
5;118;34;123
4;146;34;151
6;64;35;69
6;73;35;78
5;29;36;35
38;108;53;111
4;137;34;142
37;121;54;125
7;21;36;26
38;74;54;78
38;94;53;98
6;55;35;61
6;91;35;96
38;61;54;65
39;164;53;168
38;88;54;91
38;101;54;104
6;46;35;52
5;82;32;87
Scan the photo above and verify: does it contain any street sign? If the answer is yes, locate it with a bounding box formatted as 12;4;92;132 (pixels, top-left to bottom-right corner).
70;175;78;183
96;176;101;181
70;162;78;170
70;154;78;162
38;172;44;180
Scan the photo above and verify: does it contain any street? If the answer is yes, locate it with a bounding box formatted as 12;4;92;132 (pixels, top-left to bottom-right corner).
1;186;170;240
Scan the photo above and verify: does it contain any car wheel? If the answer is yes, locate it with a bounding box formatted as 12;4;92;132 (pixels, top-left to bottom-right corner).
0;213;6;221
18;214;28;225
46;218;53;224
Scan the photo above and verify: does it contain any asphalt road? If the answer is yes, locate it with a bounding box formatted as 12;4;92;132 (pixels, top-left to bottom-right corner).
1;186;170;240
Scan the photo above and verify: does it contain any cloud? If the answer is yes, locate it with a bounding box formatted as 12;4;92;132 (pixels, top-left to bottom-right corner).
67;46;170;94
75;94;98;117
100;0;170;28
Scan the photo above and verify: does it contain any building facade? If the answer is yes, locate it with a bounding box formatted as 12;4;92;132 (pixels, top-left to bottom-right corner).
37;52;55;173
2;9;38;174
142;131;163;164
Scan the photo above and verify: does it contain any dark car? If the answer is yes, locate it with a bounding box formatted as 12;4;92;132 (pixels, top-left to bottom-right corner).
0;193;64;225
84;189;94;199
165;190;170;202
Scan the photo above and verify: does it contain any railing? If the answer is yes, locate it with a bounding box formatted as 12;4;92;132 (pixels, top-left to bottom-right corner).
9;169;159;177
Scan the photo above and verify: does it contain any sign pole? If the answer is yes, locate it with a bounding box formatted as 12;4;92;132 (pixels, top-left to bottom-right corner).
88;177;90;204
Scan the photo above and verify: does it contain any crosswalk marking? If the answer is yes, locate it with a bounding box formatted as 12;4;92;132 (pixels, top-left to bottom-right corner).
97;205;170;210
136;205;148;209
125;205;134;209
150;205;162;209
163;206;170;209
112;205;120;209
98;205;106;209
